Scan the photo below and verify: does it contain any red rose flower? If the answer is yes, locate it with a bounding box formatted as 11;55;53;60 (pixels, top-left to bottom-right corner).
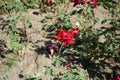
49;0;54;5
62;32;75;46
52;28;80;46
52;29;75;46
70;0;86;7
88;0;98;8
70;0;98;8
70;28;80;37
52;29;68;41
117;75;120;80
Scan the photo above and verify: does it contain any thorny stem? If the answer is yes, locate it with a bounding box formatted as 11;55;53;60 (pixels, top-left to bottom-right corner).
58;45;63;57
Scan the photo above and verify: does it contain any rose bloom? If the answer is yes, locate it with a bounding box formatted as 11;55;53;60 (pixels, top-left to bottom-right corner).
52;28;80;46
52;29;75;46
88;0;98;8
70;0;86;6
117;75;120;80
49;0;54;5
70;0;98;8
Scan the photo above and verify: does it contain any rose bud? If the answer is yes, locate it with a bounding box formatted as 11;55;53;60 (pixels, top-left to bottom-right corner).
46;44;59;52
67;65;72;70
46;44;59;57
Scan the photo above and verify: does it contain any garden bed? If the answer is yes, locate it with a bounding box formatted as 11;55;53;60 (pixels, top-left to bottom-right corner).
0;0;120;80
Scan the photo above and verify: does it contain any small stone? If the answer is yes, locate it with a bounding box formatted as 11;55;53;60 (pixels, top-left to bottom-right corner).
104;66;112;73
0;54;6;58
19;74;24;78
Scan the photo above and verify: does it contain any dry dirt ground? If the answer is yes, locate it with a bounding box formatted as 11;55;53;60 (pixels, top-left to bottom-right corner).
0;5;115;80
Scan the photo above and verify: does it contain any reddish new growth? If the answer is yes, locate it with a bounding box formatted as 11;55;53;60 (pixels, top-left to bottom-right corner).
52;28;80;46
70;0;98;8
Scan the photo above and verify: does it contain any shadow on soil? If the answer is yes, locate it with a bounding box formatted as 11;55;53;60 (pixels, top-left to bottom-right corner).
34;40;53;58
0;40;5;54
60;52;120;80
33;40;120;80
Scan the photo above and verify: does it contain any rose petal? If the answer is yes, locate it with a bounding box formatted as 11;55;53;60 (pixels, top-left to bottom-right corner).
52;35;61;40
67;39;75;44
62;41;68;46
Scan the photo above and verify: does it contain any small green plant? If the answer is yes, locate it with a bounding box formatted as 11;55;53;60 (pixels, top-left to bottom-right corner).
6;57;16;70
20;0;39;8
25;69;46;80
57;68;87;80
5;6;32;54
8;21;24;53
44;66;87;80
98;0;116;12
52;57;66;67
6;1;25;13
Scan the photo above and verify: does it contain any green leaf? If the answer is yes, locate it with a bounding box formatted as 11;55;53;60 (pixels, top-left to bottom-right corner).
70;10;77;15
10;22;19;33
6;1;24;12
86;6;92;14
0;1;4;7
77;9;83;14
78;69;86;80
45;66;53;76
101;19;107;24
57;8;63;15
10;41;23;53
54;0;62;3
